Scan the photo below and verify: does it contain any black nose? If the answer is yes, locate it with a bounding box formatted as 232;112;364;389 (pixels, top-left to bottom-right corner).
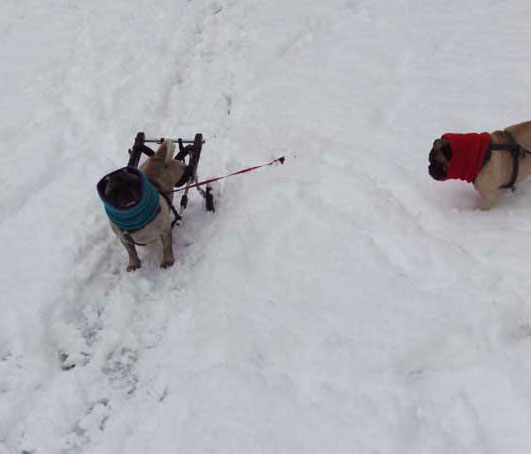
429;163;447;180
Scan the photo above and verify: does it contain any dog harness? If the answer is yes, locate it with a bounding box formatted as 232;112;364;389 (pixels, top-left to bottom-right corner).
97;167;161;231
489;131;525;190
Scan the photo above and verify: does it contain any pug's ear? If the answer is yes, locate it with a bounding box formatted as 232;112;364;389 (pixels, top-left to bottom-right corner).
433;137;449;147
439;139;452;160
103;176;114;196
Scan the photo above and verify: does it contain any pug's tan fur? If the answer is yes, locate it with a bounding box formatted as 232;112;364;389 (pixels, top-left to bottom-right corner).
111;140;185;271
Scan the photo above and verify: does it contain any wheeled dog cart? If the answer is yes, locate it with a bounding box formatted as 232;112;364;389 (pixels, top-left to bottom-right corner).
126;132;215;219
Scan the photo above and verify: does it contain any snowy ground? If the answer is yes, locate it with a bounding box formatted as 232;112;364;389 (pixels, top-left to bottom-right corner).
3;0;531;452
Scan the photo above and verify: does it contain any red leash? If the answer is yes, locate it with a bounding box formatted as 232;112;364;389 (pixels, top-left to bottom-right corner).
173;156;285;192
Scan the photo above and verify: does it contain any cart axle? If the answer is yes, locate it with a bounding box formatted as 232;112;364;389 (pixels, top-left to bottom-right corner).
144;137;206;145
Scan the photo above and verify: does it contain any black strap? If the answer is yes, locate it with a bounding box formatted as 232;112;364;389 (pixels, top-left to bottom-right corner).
159;191;181;228
494;132;522;190
174;165;194;188
489;143;520;151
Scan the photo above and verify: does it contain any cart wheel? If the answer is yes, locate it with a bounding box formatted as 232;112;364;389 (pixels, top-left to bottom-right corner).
127;132;145;167
189;134;202;169
180;194;188;210
194;133;203;154
205;186;215;212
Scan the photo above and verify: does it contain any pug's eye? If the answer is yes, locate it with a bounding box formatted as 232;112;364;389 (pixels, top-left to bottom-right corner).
441;144;452;161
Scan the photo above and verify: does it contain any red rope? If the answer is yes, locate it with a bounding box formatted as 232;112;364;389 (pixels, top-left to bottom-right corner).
174;156;285;192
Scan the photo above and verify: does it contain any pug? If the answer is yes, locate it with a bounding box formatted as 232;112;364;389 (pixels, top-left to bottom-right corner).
428;121;531;210
99;140;185;271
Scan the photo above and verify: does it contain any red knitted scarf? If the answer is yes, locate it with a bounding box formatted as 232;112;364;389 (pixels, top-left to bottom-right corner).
442;132;491;182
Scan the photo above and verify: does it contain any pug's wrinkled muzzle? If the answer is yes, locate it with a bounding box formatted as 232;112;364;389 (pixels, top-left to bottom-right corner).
428;162;448;181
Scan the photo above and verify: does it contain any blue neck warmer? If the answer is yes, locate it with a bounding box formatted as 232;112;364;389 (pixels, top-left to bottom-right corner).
97;167;160;231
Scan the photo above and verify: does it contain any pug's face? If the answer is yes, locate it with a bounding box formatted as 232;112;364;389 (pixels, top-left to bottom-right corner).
428;137;452;180
104;171;142;209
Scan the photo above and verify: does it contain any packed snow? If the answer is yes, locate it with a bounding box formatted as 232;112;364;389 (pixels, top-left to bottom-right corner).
3;0;531;452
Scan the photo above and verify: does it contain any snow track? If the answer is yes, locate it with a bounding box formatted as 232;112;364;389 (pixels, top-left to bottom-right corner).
3;0;531;453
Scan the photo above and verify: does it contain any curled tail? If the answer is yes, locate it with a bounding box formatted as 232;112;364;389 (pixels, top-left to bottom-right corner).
154;139;176;164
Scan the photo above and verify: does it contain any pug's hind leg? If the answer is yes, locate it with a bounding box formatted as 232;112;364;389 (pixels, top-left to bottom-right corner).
160;229;175;269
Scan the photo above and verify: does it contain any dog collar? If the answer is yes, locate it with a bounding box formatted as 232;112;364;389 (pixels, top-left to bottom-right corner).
97;167;161;231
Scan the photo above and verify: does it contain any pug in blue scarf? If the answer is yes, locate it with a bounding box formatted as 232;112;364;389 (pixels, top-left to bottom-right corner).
99;140;185;271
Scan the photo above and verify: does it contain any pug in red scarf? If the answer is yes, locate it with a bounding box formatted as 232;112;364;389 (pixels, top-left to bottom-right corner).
428;121;531;210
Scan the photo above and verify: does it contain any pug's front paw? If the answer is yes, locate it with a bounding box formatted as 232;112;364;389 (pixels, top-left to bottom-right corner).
160;259;174;269
127;261;141;272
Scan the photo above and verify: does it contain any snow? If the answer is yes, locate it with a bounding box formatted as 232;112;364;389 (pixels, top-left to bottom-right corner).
3;0;531;452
